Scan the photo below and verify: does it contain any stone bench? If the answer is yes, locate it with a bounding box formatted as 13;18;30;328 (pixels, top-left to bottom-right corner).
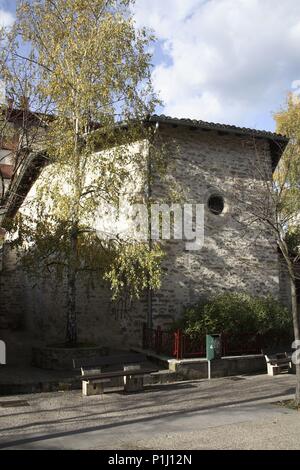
263;351;294;376
73;353;158;395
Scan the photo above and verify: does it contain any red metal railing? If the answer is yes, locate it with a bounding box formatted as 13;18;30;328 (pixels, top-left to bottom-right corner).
221;332;262;356
143;324;263;360
143;324;206;360
180;331;206;358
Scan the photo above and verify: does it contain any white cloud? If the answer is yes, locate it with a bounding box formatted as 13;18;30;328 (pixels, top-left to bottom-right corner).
0;9;14;28
134;0;300;130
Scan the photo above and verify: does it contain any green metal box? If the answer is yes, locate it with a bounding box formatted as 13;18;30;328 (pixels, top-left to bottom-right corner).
206;334;222;360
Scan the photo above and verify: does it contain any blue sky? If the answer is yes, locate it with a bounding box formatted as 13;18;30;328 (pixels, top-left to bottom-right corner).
2;1;300;131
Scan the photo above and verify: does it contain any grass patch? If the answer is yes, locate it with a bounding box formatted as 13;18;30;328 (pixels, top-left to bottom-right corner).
277;399;300;411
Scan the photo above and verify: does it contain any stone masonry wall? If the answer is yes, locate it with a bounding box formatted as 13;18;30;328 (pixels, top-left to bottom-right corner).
0;126;292;359
0;245;147;349
149;125;282;328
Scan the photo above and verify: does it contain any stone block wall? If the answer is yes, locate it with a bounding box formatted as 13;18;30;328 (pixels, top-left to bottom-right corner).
149;125;281;328
0;253;147;350
0;125;292;358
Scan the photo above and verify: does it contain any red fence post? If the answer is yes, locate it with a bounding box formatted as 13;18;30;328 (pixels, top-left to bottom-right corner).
173;331;177;359
155;326;162;353
257;333;261;353
142;323;147;349
173;330;177;359
174;329;182;360
221;333;226;356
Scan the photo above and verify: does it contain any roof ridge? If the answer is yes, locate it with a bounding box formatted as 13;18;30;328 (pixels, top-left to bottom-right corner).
149;114;288;141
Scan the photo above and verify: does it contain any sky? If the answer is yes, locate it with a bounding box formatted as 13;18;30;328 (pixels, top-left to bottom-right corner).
1;0;300;131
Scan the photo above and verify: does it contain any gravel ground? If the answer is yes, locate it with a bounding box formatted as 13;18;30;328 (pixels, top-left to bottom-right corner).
0;373;298;450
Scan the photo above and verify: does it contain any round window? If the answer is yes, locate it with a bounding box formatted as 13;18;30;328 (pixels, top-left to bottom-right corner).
208;194;224;215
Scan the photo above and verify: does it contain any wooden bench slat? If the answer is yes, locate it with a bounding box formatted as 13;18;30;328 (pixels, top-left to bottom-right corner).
78;367;158;382
265;357;290;366
84;378;111;384
81;367;102;376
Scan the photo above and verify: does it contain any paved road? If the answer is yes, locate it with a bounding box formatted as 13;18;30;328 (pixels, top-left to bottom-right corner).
0;374;298;450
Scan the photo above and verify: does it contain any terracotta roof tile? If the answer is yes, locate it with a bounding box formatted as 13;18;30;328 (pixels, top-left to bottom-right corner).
149;114;288;142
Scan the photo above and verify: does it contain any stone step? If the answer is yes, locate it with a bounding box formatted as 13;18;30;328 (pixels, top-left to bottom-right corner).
144;369;181;385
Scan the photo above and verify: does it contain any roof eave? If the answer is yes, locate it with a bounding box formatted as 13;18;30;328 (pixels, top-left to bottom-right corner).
148;115;289;172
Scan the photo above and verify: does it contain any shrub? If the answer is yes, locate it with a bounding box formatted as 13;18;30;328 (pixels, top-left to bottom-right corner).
173;293;292;343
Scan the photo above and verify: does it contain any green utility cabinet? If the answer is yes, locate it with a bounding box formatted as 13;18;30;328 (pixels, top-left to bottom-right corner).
206;334;222;360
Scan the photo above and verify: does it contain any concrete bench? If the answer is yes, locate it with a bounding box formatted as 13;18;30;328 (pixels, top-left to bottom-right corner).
80;367;111;396
73;353;158;396
263;351;293;376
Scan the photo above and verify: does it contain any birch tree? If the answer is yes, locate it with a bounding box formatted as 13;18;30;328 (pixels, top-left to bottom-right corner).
1;0;164;344
232;94;300;403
